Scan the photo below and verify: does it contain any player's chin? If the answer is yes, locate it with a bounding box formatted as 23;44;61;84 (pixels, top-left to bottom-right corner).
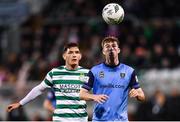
70;61;78;65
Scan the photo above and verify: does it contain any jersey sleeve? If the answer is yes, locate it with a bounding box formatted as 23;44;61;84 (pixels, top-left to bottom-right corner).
43;70;53;87
129;70;140;89
82;71;94;91
19;81;49;105
19;70;54;106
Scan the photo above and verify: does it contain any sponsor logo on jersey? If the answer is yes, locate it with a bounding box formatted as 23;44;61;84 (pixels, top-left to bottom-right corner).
100;83;125;89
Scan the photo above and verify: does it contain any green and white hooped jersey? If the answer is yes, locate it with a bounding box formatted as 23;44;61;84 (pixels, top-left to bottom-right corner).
43;66;89;122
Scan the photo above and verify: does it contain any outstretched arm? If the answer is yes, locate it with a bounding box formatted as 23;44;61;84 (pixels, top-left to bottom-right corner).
80;88;108;104
129;88;145;102
7;82;48;112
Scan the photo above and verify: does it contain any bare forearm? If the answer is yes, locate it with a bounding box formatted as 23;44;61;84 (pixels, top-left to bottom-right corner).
137;92;145;102
79;89;94;101
80;88;109;104
137;88;145;102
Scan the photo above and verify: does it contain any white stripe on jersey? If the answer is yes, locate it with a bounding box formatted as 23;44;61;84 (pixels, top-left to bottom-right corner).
52;67;89;73
55;92;80;97
56;100;86;105
46;73;52;81
54;108;86;114
41;81;51;88
53;75;80;80
53;116;88;122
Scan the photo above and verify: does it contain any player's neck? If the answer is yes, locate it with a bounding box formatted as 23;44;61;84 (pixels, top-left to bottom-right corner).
105;58;119;66
65;64;79;70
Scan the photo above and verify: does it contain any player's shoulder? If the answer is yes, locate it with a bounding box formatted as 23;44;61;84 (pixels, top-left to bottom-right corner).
78;66;89;73
49;66;65;73
54;65;65;70
120;63;134;71
91;63;104;71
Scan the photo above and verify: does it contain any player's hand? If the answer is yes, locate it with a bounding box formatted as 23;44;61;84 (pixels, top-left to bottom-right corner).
92;94;109;104
129;88;138;98
7;102;21;112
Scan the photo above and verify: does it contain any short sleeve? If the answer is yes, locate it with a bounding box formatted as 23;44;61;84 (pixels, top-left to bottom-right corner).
82;71;94;91
129;70;140;89
43;70;53;87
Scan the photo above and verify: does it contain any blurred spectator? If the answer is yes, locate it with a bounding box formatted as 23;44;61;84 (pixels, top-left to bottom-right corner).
6;107;28;121
165;88;180;120
6;97;28;121
31;113;44;121
151;43;164;68
120;44;134;66
135;89;168;120
0;65;7;86
166;45;179;68
0;0;179;82
134;46;149;68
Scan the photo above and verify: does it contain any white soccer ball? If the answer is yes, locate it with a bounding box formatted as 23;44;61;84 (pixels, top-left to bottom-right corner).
102;3;124;24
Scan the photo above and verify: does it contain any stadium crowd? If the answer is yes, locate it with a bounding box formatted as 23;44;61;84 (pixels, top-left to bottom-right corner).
0;0;180;121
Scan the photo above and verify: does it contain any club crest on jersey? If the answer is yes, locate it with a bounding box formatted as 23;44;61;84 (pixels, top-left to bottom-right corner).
79;76;89;83
79;73;89;83
99;71;104;78
80;73;84;76
120;73;125;78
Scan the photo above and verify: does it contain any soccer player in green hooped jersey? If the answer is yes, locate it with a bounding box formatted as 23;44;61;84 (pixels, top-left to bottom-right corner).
7;43;89;122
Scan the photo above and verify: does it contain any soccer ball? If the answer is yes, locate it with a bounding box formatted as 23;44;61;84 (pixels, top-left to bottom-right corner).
102;3;124;24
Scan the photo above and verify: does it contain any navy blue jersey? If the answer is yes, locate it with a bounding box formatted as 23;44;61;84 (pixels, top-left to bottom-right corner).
82;63;140;121
47;89;56;108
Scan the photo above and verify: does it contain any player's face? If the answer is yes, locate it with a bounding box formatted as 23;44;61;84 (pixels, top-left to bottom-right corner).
63;47;82;67
102;41;120;59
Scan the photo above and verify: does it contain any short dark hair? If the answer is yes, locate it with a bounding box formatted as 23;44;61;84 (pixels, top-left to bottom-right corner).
101;36;119;48
63;42;79;53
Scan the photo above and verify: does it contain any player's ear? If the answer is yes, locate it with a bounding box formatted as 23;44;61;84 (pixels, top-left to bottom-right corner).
78;52;82;60
118;48;120;54
63;52;66;60
79;53;82;60
102;48;106;55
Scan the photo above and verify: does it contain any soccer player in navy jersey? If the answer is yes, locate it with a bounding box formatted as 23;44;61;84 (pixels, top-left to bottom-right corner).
80;36;145;121
43;89;56;120
43;89;56;112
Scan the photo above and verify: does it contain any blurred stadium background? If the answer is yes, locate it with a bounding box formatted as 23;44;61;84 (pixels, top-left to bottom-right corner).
0;0;180;121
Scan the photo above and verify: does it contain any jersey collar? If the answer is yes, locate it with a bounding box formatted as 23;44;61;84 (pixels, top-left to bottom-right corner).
103;62;120;68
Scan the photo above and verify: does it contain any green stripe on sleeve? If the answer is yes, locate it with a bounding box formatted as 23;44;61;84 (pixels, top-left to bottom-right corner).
44;79;53;87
